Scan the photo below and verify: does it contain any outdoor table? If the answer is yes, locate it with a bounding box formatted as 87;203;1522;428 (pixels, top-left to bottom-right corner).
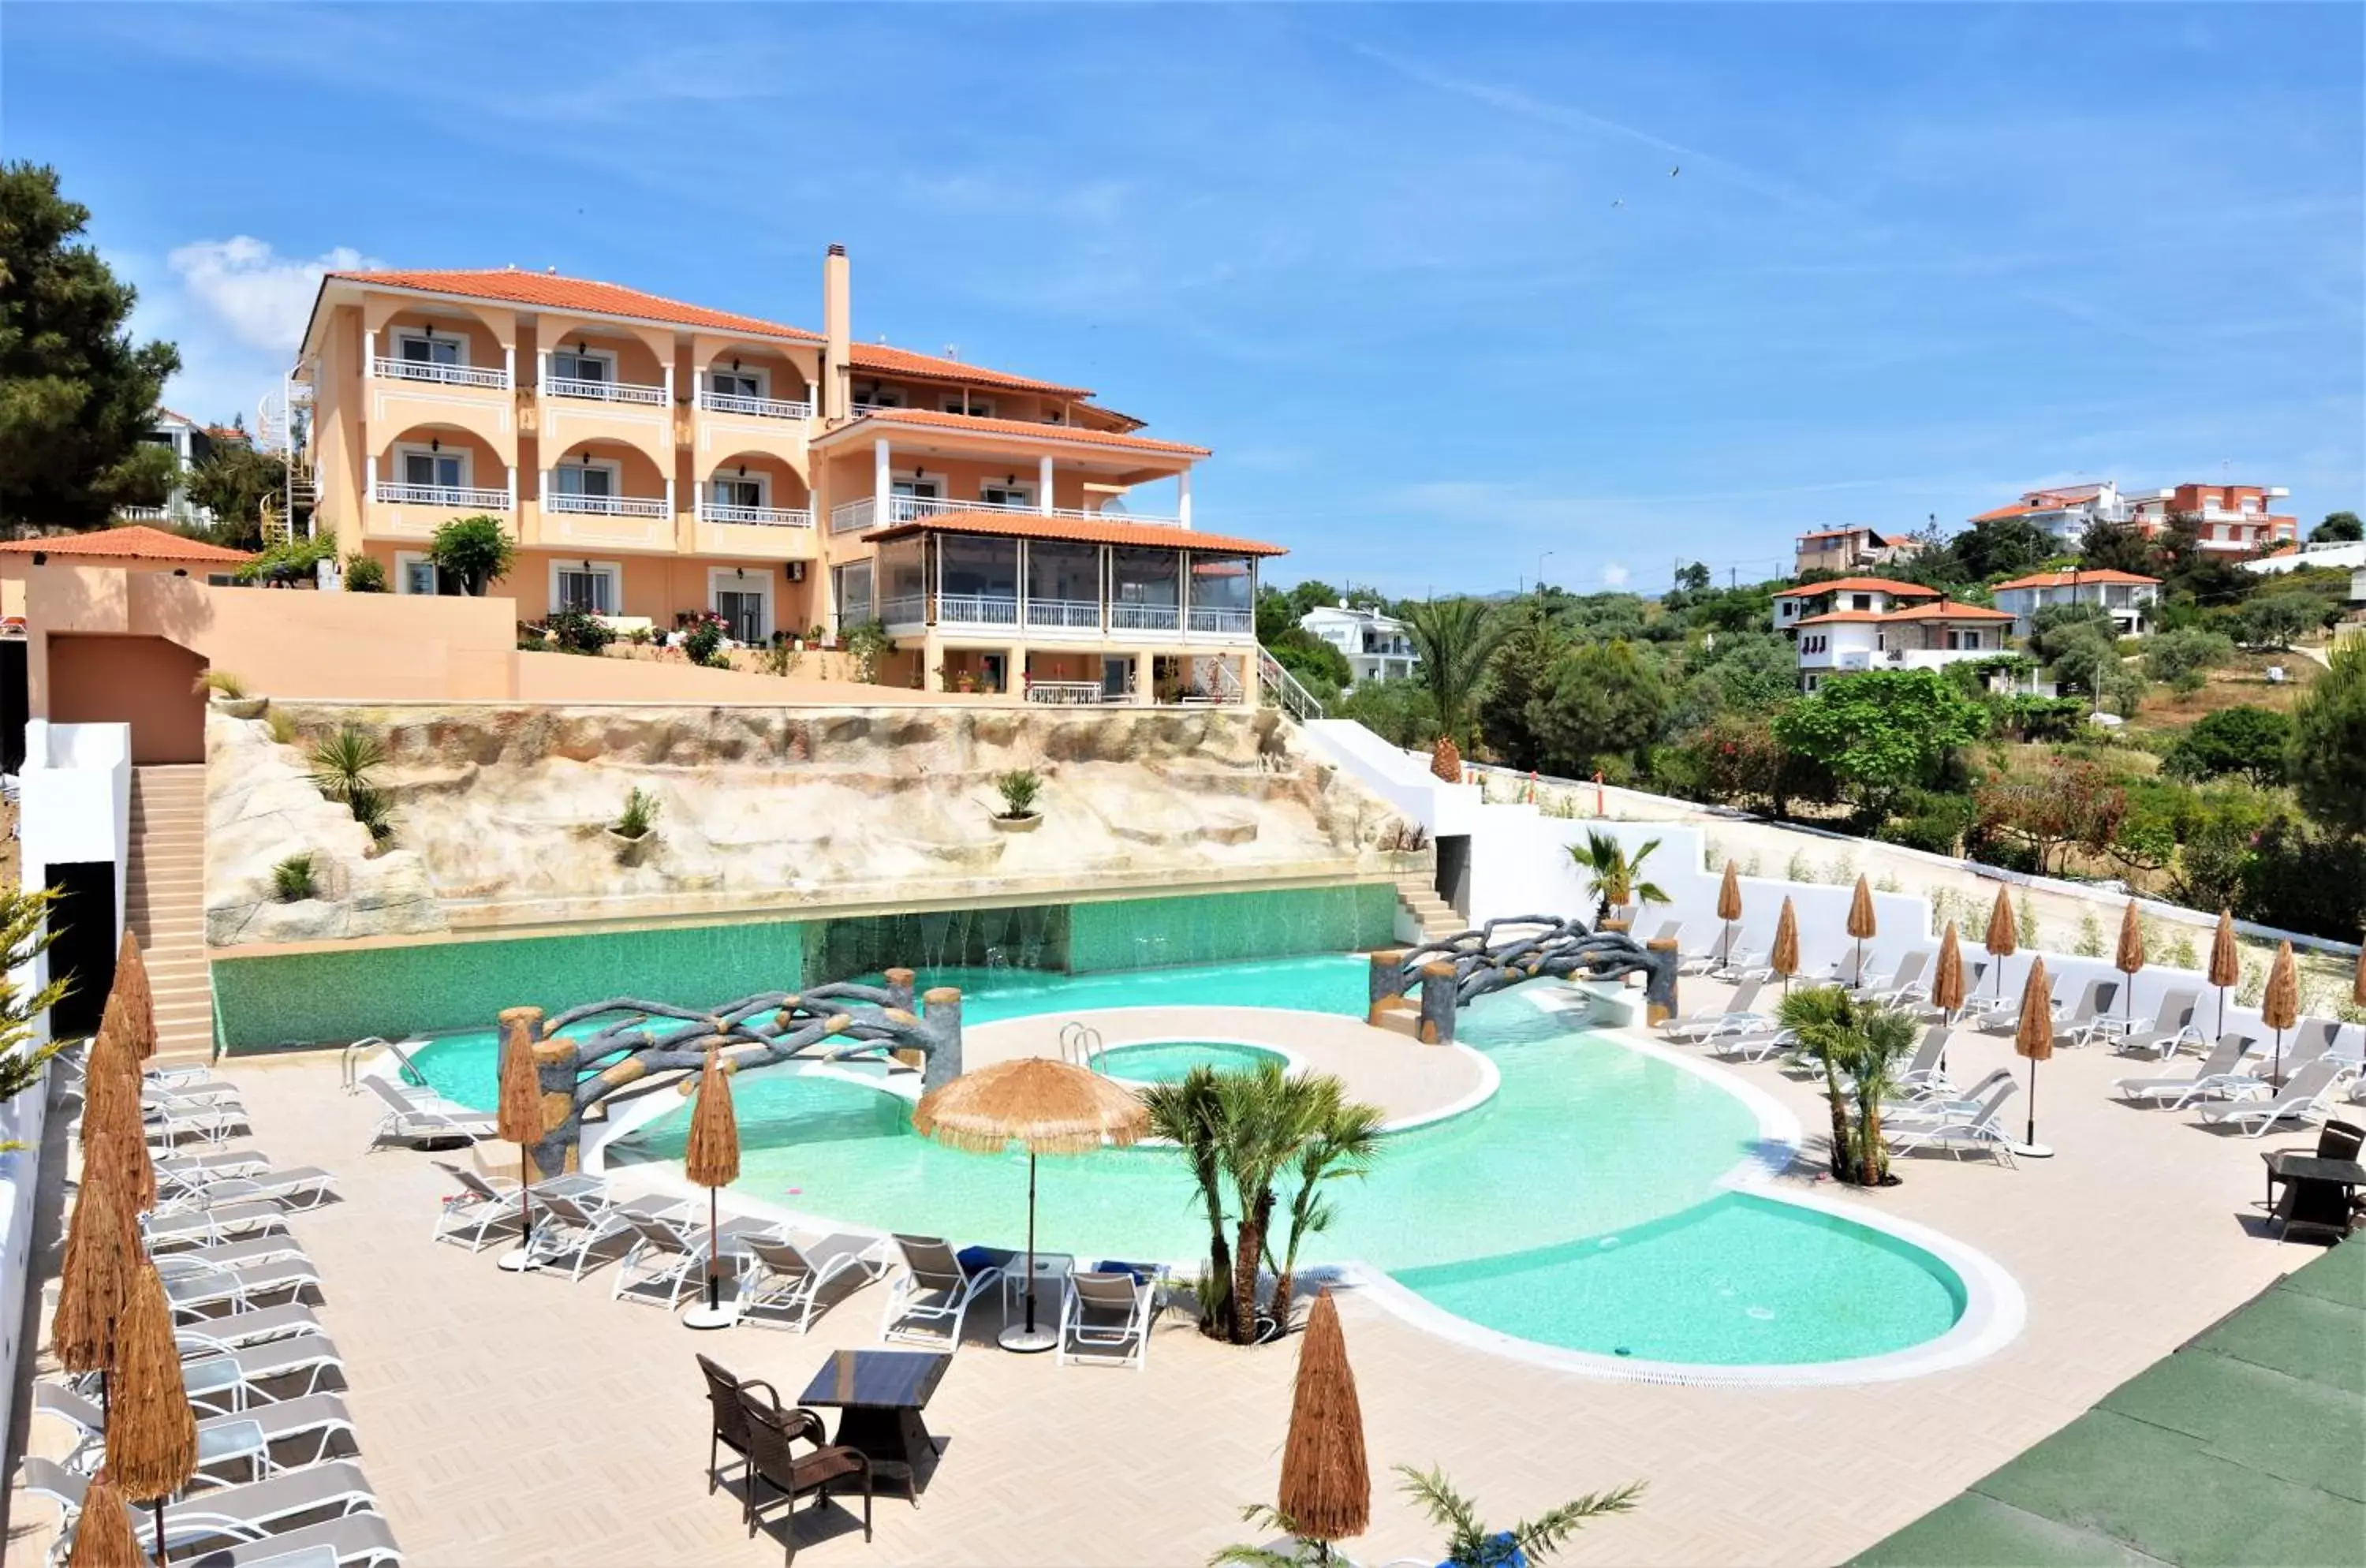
1000;1250;1074;1320
798;1349;950;1499
2262;1152;2366;1213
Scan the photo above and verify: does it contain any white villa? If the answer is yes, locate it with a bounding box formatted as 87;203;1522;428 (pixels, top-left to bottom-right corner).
1989;569;2161;639
1300;601;1417;686
1793;599;2015;691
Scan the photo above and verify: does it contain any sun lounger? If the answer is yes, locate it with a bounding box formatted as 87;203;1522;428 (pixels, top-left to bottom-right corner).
146;1202;290;1251
153;1235;312;1276
58;1049;223;1096
1706;1027;1796;1063
430;1162;526;1252
170;1302;327;1352
166;1512;402;1568
1881;1068;2013;1126
2118;987;2203;1056
166;1258;323;1321
736;1232;890;1332
1886;1077;2020;1167
1058;1270;1155;1370
159;1149;275;1183
145;1101;253;1148
521;1188;657;1282
143;1079;245;1112
2051;978;2121;1047
174;1335;349;1415
161;1166;340;1211
21;1458;382;1561
38;1383;358;1478
1661;976;1771;1042
1855;950;1931;1006
2198;1059;2342;1137
610;1209;772;1309
879;1234;1005;1349
2114;1032;2259;1108
361;1075;495;1149
1890;1027;1956;1096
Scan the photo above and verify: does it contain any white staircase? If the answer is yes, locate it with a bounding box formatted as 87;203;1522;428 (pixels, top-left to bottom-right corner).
125;765;213;1062
1394;874;1465;943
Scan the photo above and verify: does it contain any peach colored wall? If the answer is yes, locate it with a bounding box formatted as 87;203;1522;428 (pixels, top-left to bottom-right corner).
511;648;976;705
375;424;507;485
691;450;808;503
538;323;666;387
816;450;1108;517
46;633;207;763
2;554;233;620
543;439;668;496
377;308;504;372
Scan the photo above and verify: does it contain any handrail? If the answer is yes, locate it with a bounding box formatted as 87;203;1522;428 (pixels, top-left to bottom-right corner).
545;375;666;406
1058;1021;1105;1070
374;481;510;510
340;1035;431;1093
371;357;509;390
1256;645;1326;720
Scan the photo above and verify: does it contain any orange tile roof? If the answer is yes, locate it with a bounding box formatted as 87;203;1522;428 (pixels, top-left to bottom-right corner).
0;525;254;564
1776;577;1942;599
1990;568;2161;591
826;407;1209;458
864;510;1282;557
850;342;1090;398
1876;601;2013;622
1792;610;1888;625
336;267;823;345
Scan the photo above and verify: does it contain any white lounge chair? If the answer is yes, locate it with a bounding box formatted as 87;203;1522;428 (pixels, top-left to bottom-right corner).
1886;1077;2020;1167
159;1149;274;1183
1662;976;1771;1042
168;1302;327;1351
430;1162;528;1252
2198;1060;2342;1137
1855;950;1932;1006
1881;1068;2013;1126
156;1513;402;1568
160;1165;339;1211
522;1189;652;1282
736;1232;889;1332
2114;1033;2259;1109
1058;1269;1154;1370
145;1201;289;1251
1707;1026;1797;1063
21;1457;382;1562
166;1258;323;1322
38;1383;358;1478
1890;1027;1957;1096
144;1100;252;1148
361;1075;496;1149
2054;979;2122;1047
174;1334;349;1415
610;1209;772;1309
879;1234;1005;1350
2122;988;2203;1057
151;1234;311;1276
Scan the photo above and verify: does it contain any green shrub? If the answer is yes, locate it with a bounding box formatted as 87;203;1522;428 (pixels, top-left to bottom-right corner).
993;768;1043;819
235;534;336;586
613;786;659;839
346;783;397;847
342;555;386;594
543;608;615;657
842;619;895;682
307;724;384;804
427;514;514;595
1875;790;1974;856
2165;706;2291;786
271;853;317;902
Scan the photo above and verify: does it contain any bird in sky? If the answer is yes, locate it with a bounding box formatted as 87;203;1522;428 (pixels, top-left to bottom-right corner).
1670;165;1681;177
1610;197;1625;208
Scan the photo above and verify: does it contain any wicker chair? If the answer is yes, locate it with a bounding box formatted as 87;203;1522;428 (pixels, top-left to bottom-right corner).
696;1353;761;1517
741;1387;873;1564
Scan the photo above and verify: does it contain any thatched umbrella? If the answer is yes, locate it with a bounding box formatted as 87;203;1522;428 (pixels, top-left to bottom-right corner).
2207;910;2241;1040
1277;1288;1368;1555
112;931;156;1061
65;1470;151;1568
2013;958;2055;1155
1771;898;1800;999
107;1263;194;1564
2114;900;2146;1029
910;1056;1150;1352
1982;885;2017;1002
1846;875;1877;987
682;1043;741;1330
1715;861;1744;969
82;1004;156;1216
2262;941;2299;1085
494;1008;542;1269
1931;924;1965;1077
53;1163;139;1408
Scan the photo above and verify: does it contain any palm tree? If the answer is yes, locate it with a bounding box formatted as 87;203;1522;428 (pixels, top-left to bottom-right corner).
1140;1067;1233;1338
1402;598;1508;752
1395;1464;1643;1566
1566;831;1667;923
1267;1086;1386;1332
1846;1004;1921;1186
1215;1064;1327;1344
1775;985;1920;1185
1776;984;1859;1181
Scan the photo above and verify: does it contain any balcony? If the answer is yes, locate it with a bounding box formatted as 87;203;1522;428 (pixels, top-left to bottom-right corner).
374;481;510;510
698;390;812;421
371;357;510;390
828;494;1176;536
937;593;1021;629
1188;607;1254;636
1110;603;1180;633
546;375;666;406
696;499;812;529
1025;598;1102;631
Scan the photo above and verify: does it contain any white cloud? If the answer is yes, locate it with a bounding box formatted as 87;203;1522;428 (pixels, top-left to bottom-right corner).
166;237;379;353
1601;562;1631;587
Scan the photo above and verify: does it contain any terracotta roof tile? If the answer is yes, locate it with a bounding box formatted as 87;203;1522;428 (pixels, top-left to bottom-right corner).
1775;577;1942;599
1792;610;1889;625
0;526;254;564
864;510;1282;557
1875;602;2014;622
850;342;1090;398
334;267;824;344
1990;569;2161;591
825;407;1208;459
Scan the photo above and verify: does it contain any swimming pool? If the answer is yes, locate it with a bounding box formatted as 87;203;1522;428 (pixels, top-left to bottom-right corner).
401;955;1976;1369
1088;1040;1286;1083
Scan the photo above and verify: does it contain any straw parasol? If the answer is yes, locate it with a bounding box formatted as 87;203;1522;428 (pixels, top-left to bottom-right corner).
1770;898;1800;997
1846;875;1877;987
65;1470;151;1568
1931;924;1965;1034
82;1004;155;1215
682;1043;741;1329
1982;885;2017;1001
107;1262;194;1564
1715;862;1744;968
112;930;156;1061
2207;909;2240;1040
53;1163;139;1392
494;1008;543;1266
2114;900;2146;1027
1277;1287;1368;1551
910;1056;1150;1352
2262;940;2299;1085
2014;958;2054;1154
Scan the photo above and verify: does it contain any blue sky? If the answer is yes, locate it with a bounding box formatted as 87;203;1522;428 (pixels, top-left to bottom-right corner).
9;3;2360;595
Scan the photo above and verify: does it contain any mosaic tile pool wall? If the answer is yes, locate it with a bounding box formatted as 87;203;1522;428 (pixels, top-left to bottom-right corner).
212;882;1398;1052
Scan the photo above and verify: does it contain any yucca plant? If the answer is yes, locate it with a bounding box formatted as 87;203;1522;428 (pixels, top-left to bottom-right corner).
271;853;317;902
308;723;385;805
614;786;659;840
1567;830;1667;924
1395;1464;1643;1567
345;782;397;848
993;767;1043;820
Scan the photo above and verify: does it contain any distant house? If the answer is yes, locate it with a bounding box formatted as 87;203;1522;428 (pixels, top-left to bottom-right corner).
2122;483;2297;557
1793;598;2013;692
1794;526;1921;577
1771;576;1940;635
2237;539;2362;580
1989;569;2161;638
1299;601;1416;686
1967;482;2124;548
115;408;248;528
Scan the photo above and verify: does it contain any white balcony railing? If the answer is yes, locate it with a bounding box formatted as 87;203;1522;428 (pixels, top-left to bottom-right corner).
877;594;926;625
698;501;813;528
701;391;813;421
545;376;667;406
1110;603;1181;633
1025;598;1103;630
938;594;1021;628
827;494;1177;535
372;357;510;390
830;498;879;535
1188;606;1254;636
1028;681;1108;705
544;492;668;518
374;481;510;510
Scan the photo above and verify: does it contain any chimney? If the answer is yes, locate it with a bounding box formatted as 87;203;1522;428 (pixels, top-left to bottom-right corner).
823;244;851;420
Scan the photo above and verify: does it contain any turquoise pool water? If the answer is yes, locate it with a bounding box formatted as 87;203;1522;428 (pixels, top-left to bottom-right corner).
1089;1040;1285;1083
404;955;1969;1366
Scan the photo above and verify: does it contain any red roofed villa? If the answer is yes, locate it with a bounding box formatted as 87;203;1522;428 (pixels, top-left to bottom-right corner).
1989;567;2162;639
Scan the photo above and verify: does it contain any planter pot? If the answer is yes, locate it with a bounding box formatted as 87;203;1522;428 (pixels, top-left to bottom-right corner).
606;827;656;867
990;812;1043;834
211;696;268;719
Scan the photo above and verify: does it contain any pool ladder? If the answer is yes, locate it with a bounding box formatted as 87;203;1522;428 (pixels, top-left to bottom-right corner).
339;1036;431;1094
1059;1021;1106;1073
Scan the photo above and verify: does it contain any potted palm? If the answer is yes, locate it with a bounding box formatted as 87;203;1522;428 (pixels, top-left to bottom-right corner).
1567;830;1666;928
608;786;660;866
990;768;1043;832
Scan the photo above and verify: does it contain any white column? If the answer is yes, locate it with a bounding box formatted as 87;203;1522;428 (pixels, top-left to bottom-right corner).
1177;469;1193;530
804;378;817;416
365;454;378;501
874;437;891;524
503;345;515;390
662;364;675;406
506;465;517;512
691;370;703;412
1017;539;1028;630
1038;454;1054;515
537;350;550;390
665;477;677;521
541;470;553;513
364;330;376;376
